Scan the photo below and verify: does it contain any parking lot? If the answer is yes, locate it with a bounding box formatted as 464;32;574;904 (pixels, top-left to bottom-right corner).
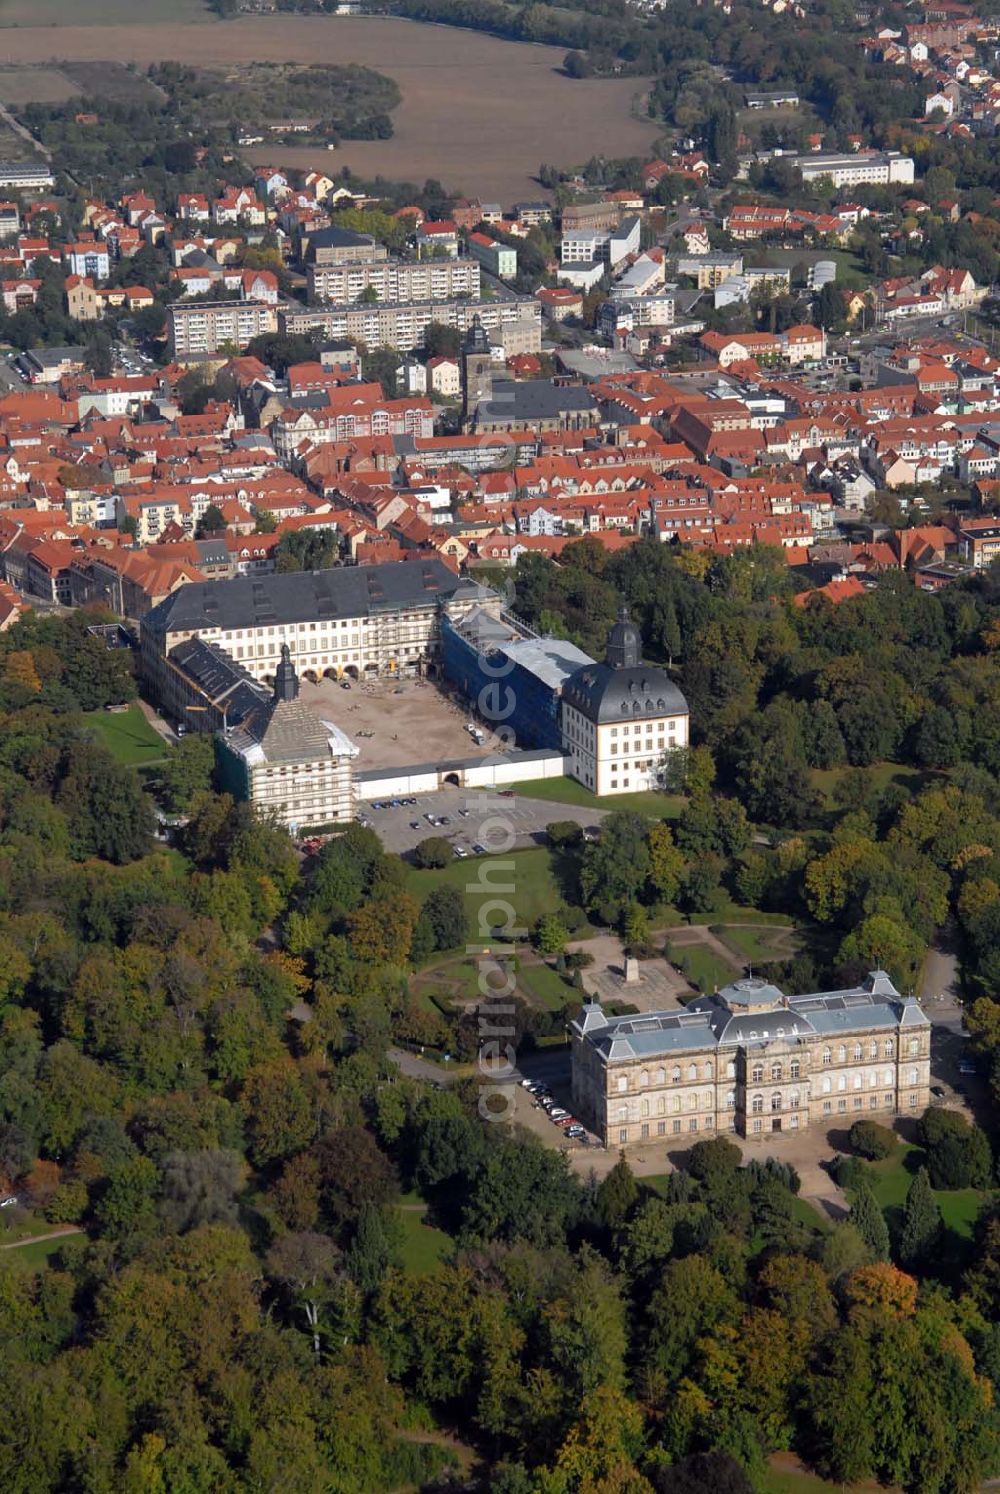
510;1054;602;1156
364;786;609;856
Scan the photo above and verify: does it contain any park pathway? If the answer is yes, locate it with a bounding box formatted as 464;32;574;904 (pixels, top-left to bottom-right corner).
0;1225;82;1251
389;1046;460;1084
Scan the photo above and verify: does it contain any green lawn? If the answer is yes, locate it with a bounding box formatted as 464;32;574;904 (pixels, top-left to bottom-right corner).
651;900;794;934
84;705;165;765
719;923;798;965
695;900;794;927
413;956;484;1007
12;1235;72;1268
762;1466;846;1494
147;846;192;876
413;950;574;1016
810;761;929;810
669;942;738;994
501;776;684;820
789;1194;830;1233
517;957;575;1012
847;1142;985;1240
396;1205;451;1275
406;847;573;931
826;249;871;291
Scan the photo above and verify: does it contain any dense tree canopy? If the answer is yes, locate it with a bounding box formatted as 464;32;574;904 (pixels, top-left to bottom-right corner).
3;545;1000;1490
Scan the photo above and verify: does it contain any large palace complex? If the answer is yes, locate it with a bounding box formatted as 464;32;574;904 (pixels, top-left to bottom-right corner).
570;974;931;1147
139;559;689;821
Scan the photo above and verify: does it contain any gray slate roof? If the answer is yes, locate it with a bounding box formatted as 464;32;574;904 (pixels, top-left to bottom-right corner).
167;637;269;725
144;558;492;638
562;661;688;725
308;225;376;252
475;380;596;425
573;972;928;1062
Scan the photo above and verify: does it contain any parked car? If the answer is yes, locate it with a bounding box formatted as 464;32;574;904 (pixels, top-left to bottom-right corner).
340;680;351;689
409;821;421;830
472;843;487;855
931;1085;946;1099
498;789;514;798
454;846;469;858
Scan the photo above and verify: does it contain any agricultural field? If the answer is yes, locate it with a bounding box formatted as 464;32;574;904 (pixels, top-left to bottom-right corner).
0;14;659;199
0;66;77;104
0;0;212;24
0;60;163;106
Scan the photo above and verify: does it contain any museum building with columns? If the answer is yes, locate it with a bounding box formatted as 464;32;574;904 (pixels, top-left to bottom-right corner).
570;973;931;1147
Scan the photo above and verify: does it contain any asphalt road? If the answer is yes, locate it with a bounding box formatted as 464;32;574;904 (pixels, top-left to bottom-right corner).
364;788;608;857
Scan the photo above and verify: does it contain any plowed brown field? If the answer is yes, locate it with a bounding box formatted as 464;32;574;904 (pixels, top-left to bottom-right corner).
0;14;660;200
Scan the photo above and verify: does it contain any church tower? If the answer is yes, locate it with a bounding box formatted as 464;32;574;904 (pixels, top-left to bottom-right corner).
461;315;493;428
605;603;641;671
273;642;299;702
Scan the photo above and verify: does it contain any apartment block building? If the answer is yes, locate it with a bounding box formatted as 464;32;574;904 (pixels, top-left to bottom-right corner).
675;251;743;288
308;256;480;304
280;296;542;355
561;216;640;268
169;299;279;359
467;233;517;280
